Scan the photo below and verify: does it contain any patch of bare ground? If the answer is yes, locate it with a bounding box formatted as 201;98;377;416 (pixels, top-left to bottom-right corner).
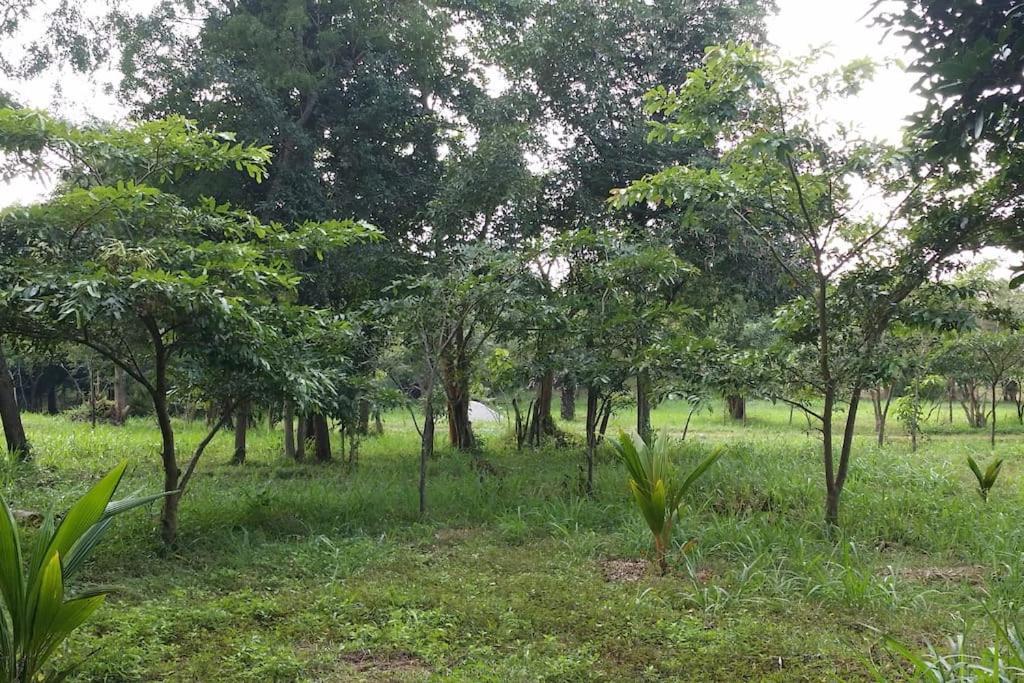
303;650;430;682
601;558;649;582
882;565;987;585
433;527;478;545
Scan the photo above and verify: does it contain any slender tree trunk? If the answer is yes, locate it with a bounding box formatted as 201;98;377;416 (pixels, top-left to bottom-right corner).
560;375;576;421
296;414;307;461
373;407;384;435
313;414;331;462
46;384;58;415
88;363;97;428
636;369;652;443
0;344;30;459
357;399;370;435
584;387;598;497
598;398;612;441
420;390;434;515
283;401;296;459
991;382;997;448
151;356;179;546
231;400;248;465
828;385;862;528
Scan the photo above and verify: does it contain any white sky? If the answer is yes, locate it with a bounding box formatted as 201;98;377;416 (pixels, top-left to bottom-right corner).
0;0;1016;274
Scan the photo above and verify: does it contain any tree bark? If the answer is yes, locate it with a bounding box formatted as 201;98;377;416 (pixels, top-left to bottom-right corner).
420;391;434;515
313;414;331;462
584;387;599;497
46;384;58;414
283;401;296;459
726;395;746;421
0;344;30;459
441;324;475;450
231;400;248;465
636;369;652;443
152;362;179;547
560;376;576;421
529;369;556;445
112;365;129;425
357;399;370;435
296;414;307;461
991;382;998;448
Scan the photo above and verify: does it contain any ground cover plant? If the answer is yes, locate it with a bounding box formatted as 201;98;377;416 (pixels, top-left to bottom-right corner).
1;398;1022;681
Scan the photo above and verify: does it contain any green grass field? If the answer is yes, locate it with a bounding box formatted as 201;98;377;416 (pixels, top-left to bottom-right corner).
4;398;1024;681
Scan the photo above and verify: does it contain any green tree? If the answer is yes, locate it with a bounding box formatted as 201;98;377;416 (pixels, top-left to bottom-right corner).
616;45;990;528
877;1;1024;282
0;108;374;545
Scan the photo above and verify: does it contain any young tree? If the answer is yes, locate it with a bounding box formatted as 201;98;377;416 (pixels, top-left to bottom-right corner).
385;246;525;511
616;45;991;528
963;330;1024;448
0;108;374;545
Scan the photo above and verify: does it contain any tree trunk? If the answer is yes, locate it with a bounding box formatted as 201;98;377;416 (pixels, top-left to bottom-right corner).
584;387;599;497
357;399;370;435
420;391;434;515
636;369;652;443
560;375;576;421
991;382;998;448
726;395;746;421
529;369;556;446
0;345;30;459
296;414;307;461
231;401;248;465
373;407;384;435
283;401;296;459
153;383;179;547
441;325;475;450
46;384;58;415
313;414;331;462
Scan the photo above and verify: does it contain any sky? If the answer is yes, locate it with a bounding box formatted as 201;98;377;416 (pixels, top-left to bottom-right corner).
0;0;1015;273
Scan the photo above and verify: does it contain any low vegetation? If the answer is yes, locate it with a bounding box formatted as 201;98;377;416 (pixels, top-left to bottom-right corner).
1;401;1021;680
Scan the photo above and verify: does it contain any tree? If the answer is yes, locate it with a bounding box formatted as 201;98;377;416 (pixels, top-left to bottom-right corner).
616;44;991;528
962;330;1024;448
877;1;1024;281
385;245;525;512
0;108;374;545
474;0;773;433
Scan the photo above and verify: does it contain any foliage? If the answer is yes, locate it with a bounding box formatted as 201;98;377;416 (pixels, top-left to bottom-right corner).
609;431;720;574
0;107;377;544
878;618;1024;682
0;461;161;682
967;456;1003;503
614;42;991;528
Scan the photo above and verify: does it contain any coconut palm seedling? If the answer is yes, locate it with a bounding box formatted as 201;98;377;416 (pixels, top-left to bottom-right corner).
611;432;721;574
967;456;1004;502
0;461;163;682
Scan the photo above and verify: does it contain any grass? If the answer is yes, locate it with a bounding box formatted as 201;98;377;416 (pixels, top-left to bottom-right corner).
3;398;1024;681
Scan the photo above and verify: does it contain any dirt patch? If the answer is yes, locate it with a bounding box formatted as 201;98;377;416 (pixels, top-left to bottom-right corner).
433;527;478;545
884;565;987;585
340;650;429;676
601;558;649;582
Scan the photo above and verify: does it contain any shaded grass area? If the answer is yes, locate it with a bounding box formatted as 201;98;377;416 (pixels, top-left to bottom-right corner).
3;399;1024;680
